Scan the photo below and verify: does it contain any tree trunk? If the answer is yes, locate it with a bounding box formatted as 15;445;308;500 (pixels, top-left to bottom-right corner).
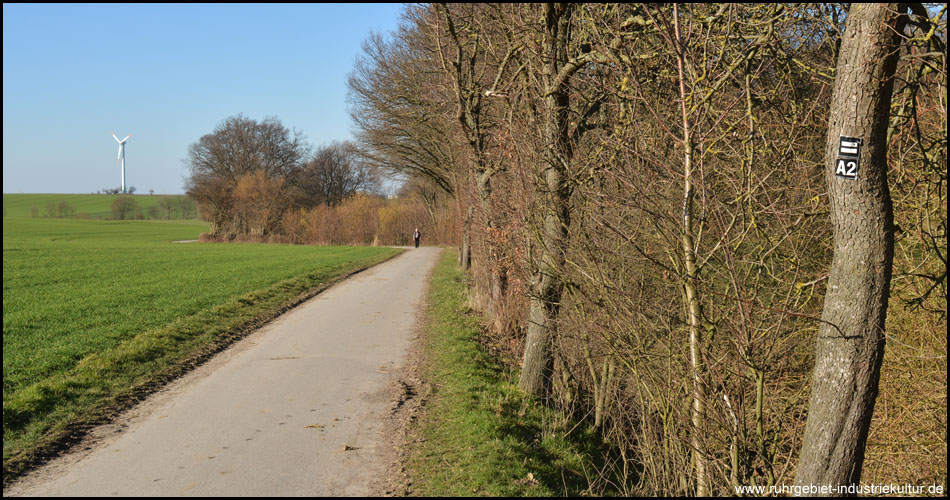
671;6;708;494
489;268;508;330
794;3;904;493
460;205;473;270
476;166;509;328
518;4;573;398
519;165;570;396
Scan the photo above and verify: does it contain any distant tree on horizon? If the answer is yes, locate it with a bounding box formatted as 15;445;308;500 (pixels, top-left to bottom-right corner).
110;196;140;220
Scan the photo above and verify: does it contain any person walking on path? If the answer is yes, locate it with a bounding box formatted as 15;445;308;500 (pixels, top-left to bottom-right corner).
413;228;421;248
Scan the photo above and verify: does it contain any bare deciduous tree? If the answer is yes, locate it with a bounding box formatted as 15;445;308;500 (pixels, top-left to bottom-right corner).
184;114;308;237
297;141;380;207
186;114;307;183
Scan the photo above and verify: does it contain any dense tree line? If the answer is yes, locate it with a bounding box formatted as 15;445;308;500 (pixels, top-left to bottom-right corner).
184;115;383;239
348;3;946;495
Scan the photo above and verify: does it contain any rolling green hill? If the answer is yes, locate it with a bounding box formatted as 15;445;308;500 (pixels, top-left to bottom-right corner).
2;193;196;220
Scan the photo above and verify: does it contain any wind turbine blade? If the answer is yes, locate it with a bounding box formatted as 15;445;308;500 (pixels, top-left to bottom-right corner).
122;134;131;143
112;131;121;143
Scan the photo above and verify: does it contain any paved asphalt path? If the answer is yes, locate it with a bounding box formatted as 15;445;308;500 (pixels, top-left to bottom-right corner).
7;246;442;497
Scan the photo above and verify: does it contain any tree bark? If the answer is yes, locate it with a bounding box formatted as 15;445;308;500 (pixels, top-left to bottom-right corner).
519;162;571;396
794;3;904;493
477;167;509;326
489;265;508;330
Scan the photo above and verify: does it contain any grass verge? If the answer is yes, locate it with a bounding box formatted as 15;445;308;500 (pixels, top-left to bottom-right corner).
406;249;622;496
3;244;402;483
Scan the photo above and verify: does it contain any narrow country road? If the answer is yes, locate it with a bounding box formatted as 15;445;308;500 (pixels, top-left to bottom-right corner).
6;246;442;497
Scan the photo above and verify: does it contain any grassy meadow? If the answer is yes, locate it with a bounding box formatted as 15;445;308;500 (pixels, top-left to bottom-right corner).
2;216;401;477
3;193;194;219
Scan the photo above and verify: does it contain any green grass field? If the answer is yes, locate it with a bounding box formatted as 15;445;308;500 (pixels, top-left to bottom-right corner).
2;216;401;477
3;193;194;219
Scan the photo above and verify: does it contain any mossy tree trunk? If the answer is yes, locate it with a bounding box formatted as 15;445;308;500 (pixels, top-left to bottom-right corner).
518;3;576;398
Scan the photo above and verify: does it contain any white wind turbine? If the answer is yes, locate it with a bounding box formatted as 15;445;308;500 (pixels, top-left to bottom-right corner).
112;131;132;193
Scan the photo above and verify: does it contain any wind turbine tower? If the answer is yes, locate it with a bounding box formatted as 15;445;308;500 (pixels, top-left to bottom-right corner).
112;131;132;193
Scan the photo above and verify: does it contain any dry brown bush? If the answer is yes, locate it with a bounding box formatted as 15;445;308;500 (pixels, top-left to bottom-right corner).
231;171;291;236
336;193;384;245
378;196;429;246
305;204;343;245
279;208;310;245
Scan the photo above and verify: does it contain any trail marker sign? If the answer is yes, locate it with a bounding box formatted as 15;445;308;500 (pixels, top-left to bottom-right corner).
835;136;862;180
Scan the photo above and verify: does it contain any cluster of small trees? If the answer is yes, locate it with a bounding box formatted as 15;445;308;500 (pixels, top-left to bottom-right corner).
98;186;136;195
111;195;196;220
26;197;196;220
34;200;77;218
348;3;946;494
147;196;197;220
184;115;387;240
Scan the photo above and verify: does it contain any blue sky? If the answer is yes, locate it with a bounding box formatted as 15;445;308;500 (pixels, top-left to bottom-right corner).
2;3;406;194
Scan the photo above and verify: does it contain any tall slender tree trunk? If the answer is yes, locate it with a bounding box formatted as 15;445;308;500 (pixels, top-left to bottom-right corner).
519;157;571;396
460;204;473;270
519;3;573;398
671;5;708;494
489;263;509;330
794;4;904;493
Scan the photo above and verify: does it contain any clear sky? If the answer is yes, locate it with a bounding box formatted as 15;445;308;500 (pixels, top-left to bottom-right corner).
2;3;406;195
